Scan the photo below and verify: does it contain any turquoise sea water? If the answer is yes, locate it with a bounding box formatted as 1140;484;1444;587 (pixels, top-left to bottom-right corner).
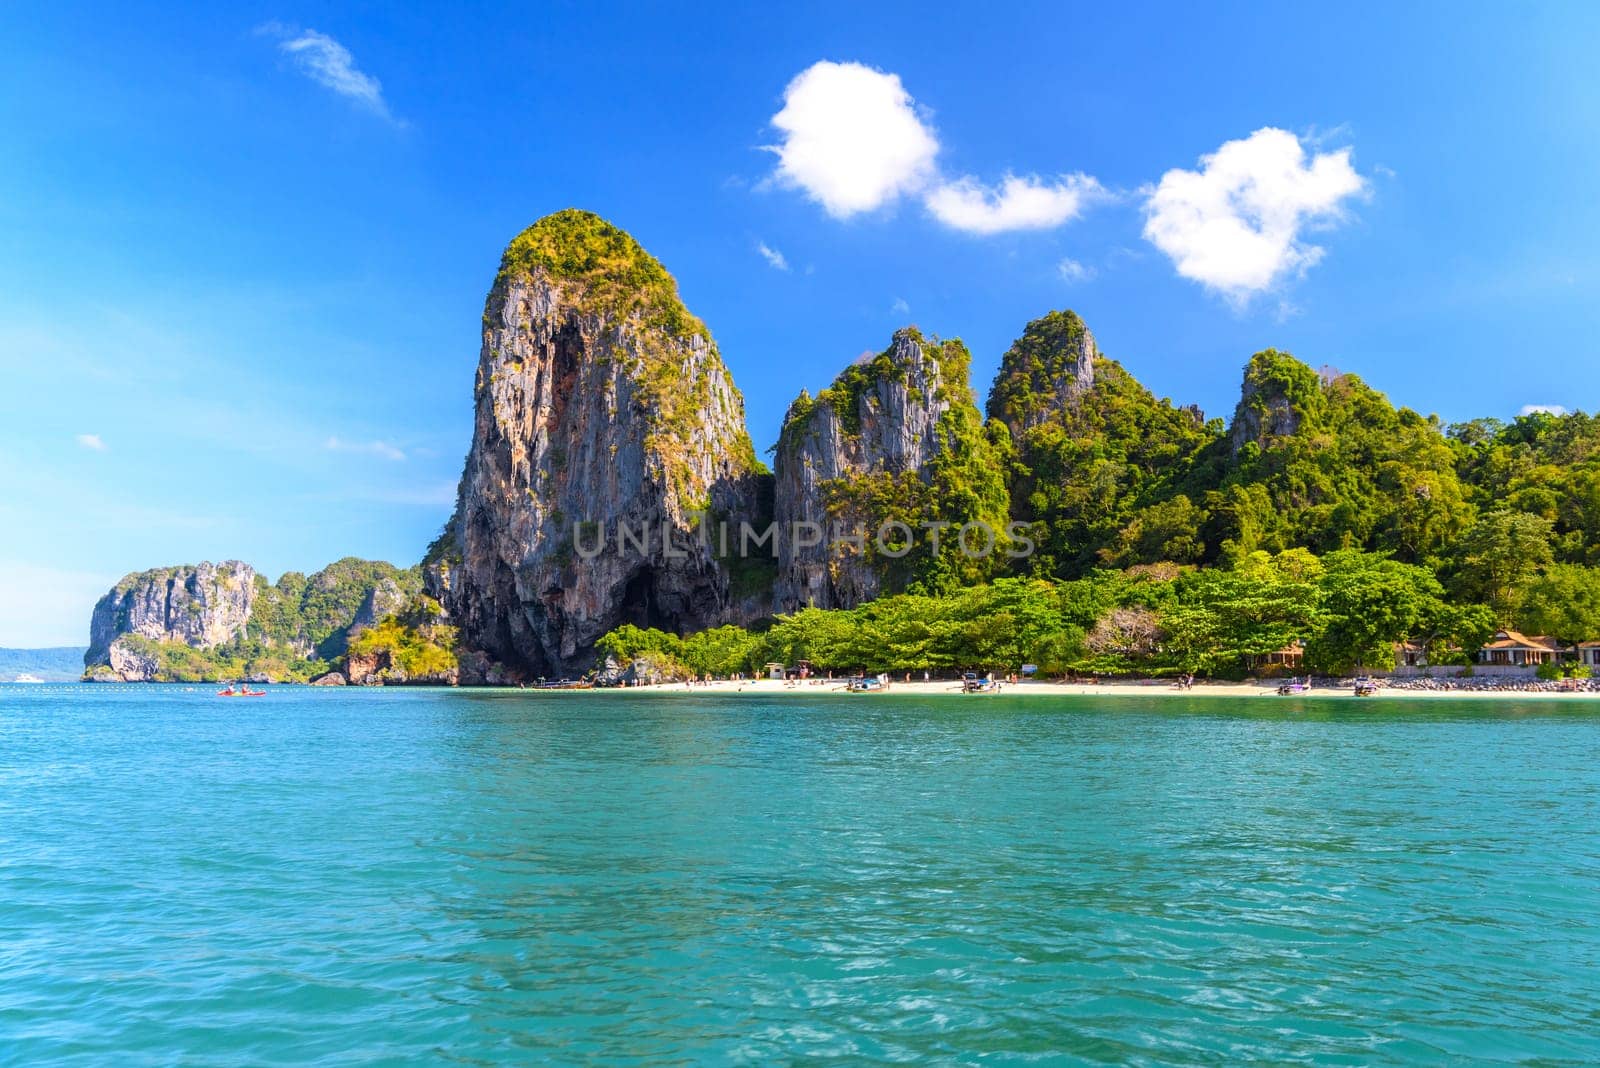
3;686;1600;1065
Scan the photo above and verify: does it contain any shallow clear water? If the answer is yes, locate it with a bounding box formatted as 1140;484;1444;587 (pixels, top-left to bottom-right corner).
3;685;1600;1064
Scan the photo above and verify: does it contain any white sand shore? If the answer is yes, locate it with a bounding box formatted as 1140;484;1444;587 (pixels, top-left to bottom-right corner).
606;678;1600;700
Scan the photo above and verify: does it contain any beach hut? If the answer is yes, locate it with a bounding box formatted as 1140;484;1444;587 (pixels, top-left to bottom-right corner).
1476;630;1562;667
765;662;787;680
1261;642;1305;672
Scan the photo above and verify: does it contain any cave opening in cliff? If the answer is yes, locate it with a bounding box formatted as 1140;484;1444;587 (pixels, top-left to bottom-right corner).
549;315;584;430
619;568;674;632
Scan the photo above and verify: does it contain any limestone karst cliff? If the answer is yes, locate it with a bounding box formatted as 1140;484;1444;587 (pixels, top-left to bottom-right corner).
986;309;1098;434
85;562;258;680
425;209;770;679
83;558;422;682
81;210;1523;683
985;311;1217;573
772;327;1010;612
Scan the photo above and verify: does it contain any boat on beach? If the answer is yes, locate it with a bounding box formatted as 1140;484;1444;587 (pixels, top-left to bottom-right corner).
845;675;889;693
962;672;998;694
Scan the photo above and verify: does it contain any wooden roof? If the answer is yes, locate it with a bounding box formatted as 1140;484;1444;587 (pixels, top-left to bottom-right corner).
1482;630;1562;651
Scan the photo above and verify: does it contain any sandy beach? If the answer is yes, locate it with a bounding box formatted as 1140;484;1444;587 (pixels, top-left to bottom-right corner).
610;677;1600;700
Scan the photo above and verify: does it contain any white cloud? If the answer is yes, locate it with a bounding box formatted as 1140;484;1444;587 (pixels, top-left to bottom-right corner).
1142;127;1366;302
756;241;789;271
263;24;397;122
1519;404;1568;417
766;61;940;218
75;433;106;452
765;61;1109;237
1057;258;1095;284
325;436;405;461
925;173;1103;235
891;297;911;315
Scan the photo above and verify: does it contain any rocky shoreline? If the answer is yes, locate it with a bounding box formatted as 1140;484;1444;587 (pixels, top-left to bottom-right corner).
1381;676;1600;694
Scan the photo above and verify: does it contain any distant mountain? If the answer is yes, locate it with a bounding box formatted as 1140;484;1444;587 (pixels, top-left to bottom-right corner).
0;647;87;682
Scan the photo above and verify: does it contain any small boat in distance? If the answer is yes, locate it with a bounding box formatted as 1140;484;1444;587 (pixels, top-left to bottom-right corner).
216;683;267;697
846;675;889;693
1353;677;1380;698
13;673;45;684
962;672;998;694
1276;677;1309;695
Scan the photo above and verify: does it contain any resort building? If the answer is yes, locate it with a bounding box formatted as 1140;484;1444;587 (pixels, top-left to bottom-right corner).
1262;642;1305;671
1476;630;1563;667
1579;642;1600;669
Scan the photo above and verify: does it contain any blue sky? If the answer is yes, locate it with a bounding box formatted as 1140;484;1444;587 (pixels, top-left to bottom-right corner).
2;2;1599;646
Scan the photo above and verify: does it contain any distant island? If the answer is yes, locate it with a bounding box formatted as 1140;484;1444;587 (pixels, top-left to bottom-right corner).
1;647;88;683
82;210;1600;688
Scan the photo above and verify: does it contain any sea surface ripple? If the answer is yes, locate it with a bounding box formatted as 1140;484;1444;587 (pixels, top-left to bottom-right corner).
3;685;1599;1064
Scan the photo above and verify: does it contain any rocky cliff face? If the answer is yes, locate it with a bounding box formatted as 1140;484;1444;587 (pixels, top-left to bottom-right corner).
428;210;768;678
985;310;1096;434
772;327;1003;611
86;562;257;677
1229;349;1319;456
349;579;407;638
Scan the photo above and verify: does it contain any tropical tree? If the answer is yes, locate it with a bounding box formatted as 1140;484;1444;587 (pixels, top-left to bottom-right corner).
1446;509;1555;623
1518;563;1600;642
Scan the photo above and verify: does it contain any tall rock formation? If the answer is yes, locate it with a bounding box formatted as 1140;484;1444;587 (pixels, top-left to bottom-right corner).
428;209;768;678
986;310;1217;572
772;327;1009;611
1228;349;1320;456
87;561;257;660
85;562;258;680
986;309;1097;433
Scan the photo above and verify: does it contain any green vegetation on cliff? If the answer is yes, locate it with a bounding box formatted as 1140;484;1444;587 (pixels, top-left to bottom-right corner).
991;315;1218;575
1185;355;1473;567
986;309;1097;431
988;323;1479;579
1449;409;1600;566
345;595;460;681
249;558;422;659
497;209;763;484
90;634;333;684
497;208;707;340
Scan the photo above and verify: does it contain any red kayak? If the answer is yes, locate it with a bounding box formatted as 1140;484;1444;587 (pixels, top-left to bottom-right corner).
216;687;267;697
